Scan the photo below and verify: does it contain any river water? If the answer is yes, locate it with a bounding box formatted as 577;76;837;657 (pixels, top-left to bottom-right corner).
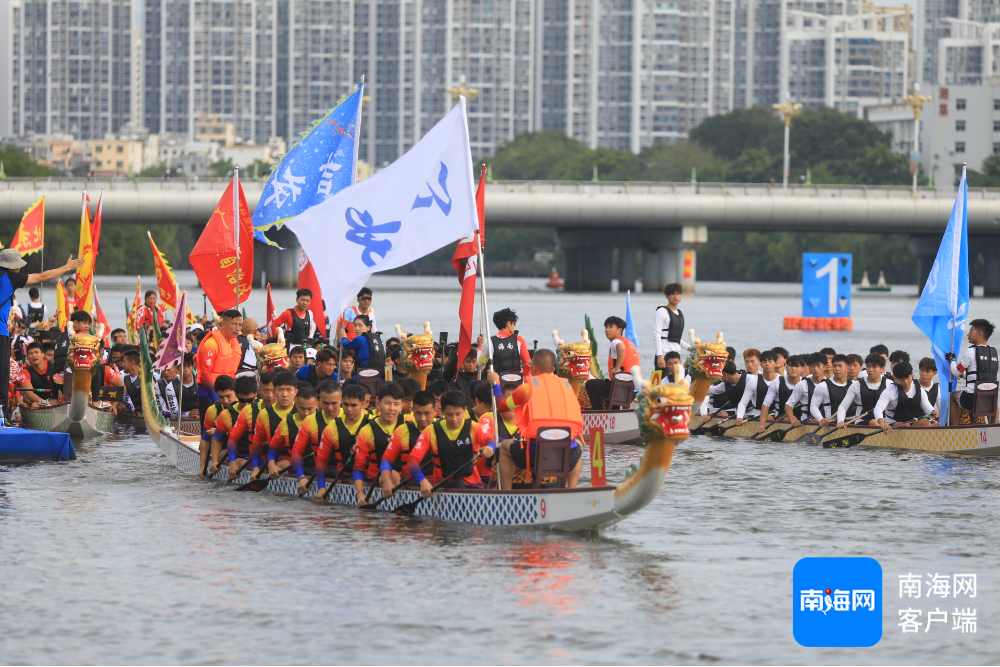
2;277;998;664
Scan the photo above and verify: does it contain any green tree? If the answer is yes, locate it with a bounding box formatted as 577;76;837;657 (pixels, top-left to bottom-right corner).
966;153;1000;187
689;107;783;159
138;163;184;178
637;140;720;181
489;131;590;180
206;158;235;178
0;148;51;177
722;148;781;183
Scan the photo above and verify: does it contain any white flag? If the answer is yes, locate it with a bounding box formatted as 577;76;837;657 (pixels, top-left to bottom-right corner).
285;98;478;313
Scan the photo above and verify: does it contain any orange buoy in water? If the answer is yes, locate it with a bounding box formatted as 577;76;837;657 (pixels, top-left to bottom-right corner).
545;268;565;289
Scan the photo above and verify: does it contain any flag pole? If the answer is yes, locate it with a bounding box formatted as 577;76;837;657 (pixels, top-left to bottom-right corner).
473;164;499;489
233;167;240;310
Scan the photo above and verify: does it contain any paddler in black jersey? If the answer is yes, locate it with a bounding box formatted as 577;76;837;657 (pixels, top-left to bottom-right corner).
273;289;316;347
653;282;689;371
292;382;342;494
810;354;853;425
946;318;998;424
834;353;887;427
784;353;827;426
480;307;531;382
699;361;744;418
24;341;61;403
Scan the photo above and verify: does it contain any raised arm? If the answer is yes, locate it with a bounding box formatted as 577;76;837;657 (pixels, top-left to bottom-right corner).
27;256;85;285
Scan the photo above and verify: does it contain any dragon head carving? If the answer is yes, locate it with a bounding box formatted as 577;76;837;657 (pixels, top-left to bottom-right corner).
553;329;592;381
632;366;694;440
257;327;289;371
68;322;105;374
686;329;728;380
396;322;435;373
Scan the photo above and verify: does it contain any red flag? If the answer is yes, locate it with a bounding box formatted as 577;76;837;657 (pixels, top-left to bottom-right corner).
11;197;44;255
93;286;112;347
297;249;326;338
91;192;103;259
451;165;487;366
266;282;276;334
189;173;254;313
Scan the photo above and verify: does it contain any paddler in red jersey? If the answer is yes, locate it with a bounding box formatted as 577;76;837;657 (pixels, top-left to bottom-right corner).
489;348;584;490
210;376;258;476
584;315;639;410
351;382;405;504
239;370;297;480
216;371;276;476
471;381;518;488
293;382;342;495
197;375;236;477
196;309;243;425
379;390;436;498
313;384;370;500
478;307;531;381
267;385;317;479
405;390;494;497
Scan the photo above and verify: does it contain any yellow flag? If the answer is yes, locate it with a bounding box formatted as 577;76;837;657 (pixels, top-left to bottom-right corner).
75;195;96;315
56;281;67;330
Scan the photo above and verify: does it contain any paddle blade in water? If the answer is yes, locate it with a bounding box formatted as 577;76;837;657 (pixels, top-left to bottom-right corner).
236;477;272;492
823;431;874;449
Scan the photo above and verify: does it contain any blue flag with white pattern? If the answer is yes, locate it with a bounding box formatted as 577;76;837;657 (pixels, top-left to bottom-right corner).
911;166;969;423
252;79;364;247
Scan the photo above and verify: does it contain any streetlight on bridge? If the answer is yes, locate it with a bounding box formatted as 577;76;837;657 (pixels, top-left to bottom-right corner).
903;84;932;198
772;99;802;191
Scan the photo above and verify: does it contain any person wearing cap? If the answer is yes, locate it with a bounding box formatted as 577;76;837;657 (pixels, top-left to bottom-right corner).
236;318;259;378
0;249;85;421
194;309;243;424
342;287;376;341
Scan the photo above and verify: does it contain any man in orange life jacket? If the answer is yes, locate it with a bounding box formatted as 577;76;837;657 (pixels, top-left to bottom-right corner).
488;348;584;490
196;309;243;427
273;289;317;347
584;316;639;410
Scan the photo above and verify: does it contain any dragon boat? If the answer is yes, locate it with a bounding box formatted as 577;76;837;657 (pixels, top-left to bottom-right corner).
687;415;1000;456
20;323;116;438
138;331;695;531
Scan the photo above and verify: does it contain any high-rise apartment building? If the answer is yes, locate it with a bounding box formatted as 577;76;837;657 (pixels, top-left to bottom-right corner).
7;0;137;139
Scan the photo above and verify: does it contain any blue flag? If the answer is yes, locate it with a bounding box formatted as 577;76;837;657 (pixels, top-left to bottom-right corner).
252;79;364;247
624;289;640;349
911;166;969;424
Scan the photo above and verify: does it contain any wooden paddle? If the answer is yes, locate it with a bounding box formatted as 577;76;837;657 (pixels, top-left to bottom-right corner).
314;454;356;502
823;414;930;449
235;450;316;492
225;456;255;483
394;453;486;516
358;459;436;510
690;404;734;435
796;411;871;445
751;403;802;441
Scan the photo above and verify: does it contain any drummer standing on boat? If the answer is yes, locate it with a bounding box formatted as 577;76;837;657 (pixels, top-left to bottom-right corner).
0;249;84;424
654;283;689;371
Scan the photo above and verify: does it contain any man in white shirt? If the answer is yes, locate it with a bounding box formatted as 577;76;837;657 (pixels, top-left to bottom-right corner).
811;354;854;425
699;361;744;417
757;354;805;433
653;282;689;370
784;353;827;427
875;361;936;431
946;318;998;424
916;356;940;416
661;351;690;385
736;350;780;425
836;353;889;427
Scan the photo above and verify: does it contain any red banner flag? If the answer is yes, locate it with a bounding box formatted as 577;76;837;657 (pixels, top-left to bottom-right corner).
93;285;112;346
297;249;326;338
148;232;179;310
451;165;487;366
189;173;254;313
266;282;275;334
11;197;44;255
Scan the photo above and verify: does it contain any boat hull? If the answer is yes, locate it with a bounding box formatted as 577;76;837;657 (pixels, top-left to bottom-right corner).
20;402;116;438
147;425;627;531
115;412;201;435
688;415;1000;456
582;409;641;444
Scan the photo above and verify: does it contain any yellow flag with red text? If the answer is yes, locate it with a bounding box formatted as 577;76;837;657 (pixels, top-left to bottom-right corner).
148;232;179;310
74;193;98;314
55;281;67;330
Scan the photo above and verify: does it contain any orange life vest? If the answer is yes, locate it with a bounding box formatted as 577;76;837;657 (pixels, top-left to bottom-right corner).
608;337;640;373
515;373;583;440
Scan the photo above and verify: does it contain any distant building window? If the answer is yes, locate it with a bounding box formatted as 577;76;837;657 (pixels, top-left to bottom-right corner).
995;99;1000;110
95;145;103;152
116;145;123;153
940;87;949;99
956;99;966;110
994;143;1000;153
939;103;948;116
956;120;966;131
995;121;1000;132
956;142;966;153
117;161;123;168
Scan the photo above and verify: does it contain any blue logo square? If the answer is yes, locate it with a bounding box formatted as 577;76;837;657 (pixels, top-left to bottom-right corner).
793;557;882;647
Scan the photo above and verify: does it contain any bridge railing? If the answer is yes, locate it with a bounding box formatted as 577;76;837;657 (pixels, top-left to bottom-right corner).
4;177;1000;200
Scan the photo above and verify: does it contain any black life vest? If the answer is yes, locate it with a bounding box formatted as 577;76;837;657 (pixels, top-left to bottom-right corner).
358;332;385;370
229;402;261;456
491;333;521;374
821;379;850;417
799;377;820;419
434;418;474;480
777;376;794;412
305;365;336;388
399;421;432;472
335;414;370;471
24;302;45;325
718;371;746;411
751;375;770;412
26;360;58;398
157;376;179;415
923;383;939;408
53;333;70;373
122;371;142;410
858;376;888;416
284;411;304;451
892;383;924;422
656;306;684;344
236;335;256;376
285;308;312;345
264;404;295;451
970;345;999;383
180;381;198;413
370;420;394;465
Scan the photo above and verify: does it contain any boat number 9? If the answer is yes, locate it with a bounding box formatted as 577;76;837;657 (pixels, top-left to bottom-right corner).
540;499;546;518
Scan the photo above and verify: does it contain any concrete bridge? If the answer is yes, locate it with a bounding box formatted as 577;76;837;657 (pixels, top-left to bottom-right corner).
3;178;1000;293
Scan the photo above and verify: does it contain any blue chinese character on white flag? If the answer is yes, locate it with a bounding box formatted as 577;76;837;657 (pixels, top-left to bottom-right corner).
252;79;364;247
285;98;478;312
